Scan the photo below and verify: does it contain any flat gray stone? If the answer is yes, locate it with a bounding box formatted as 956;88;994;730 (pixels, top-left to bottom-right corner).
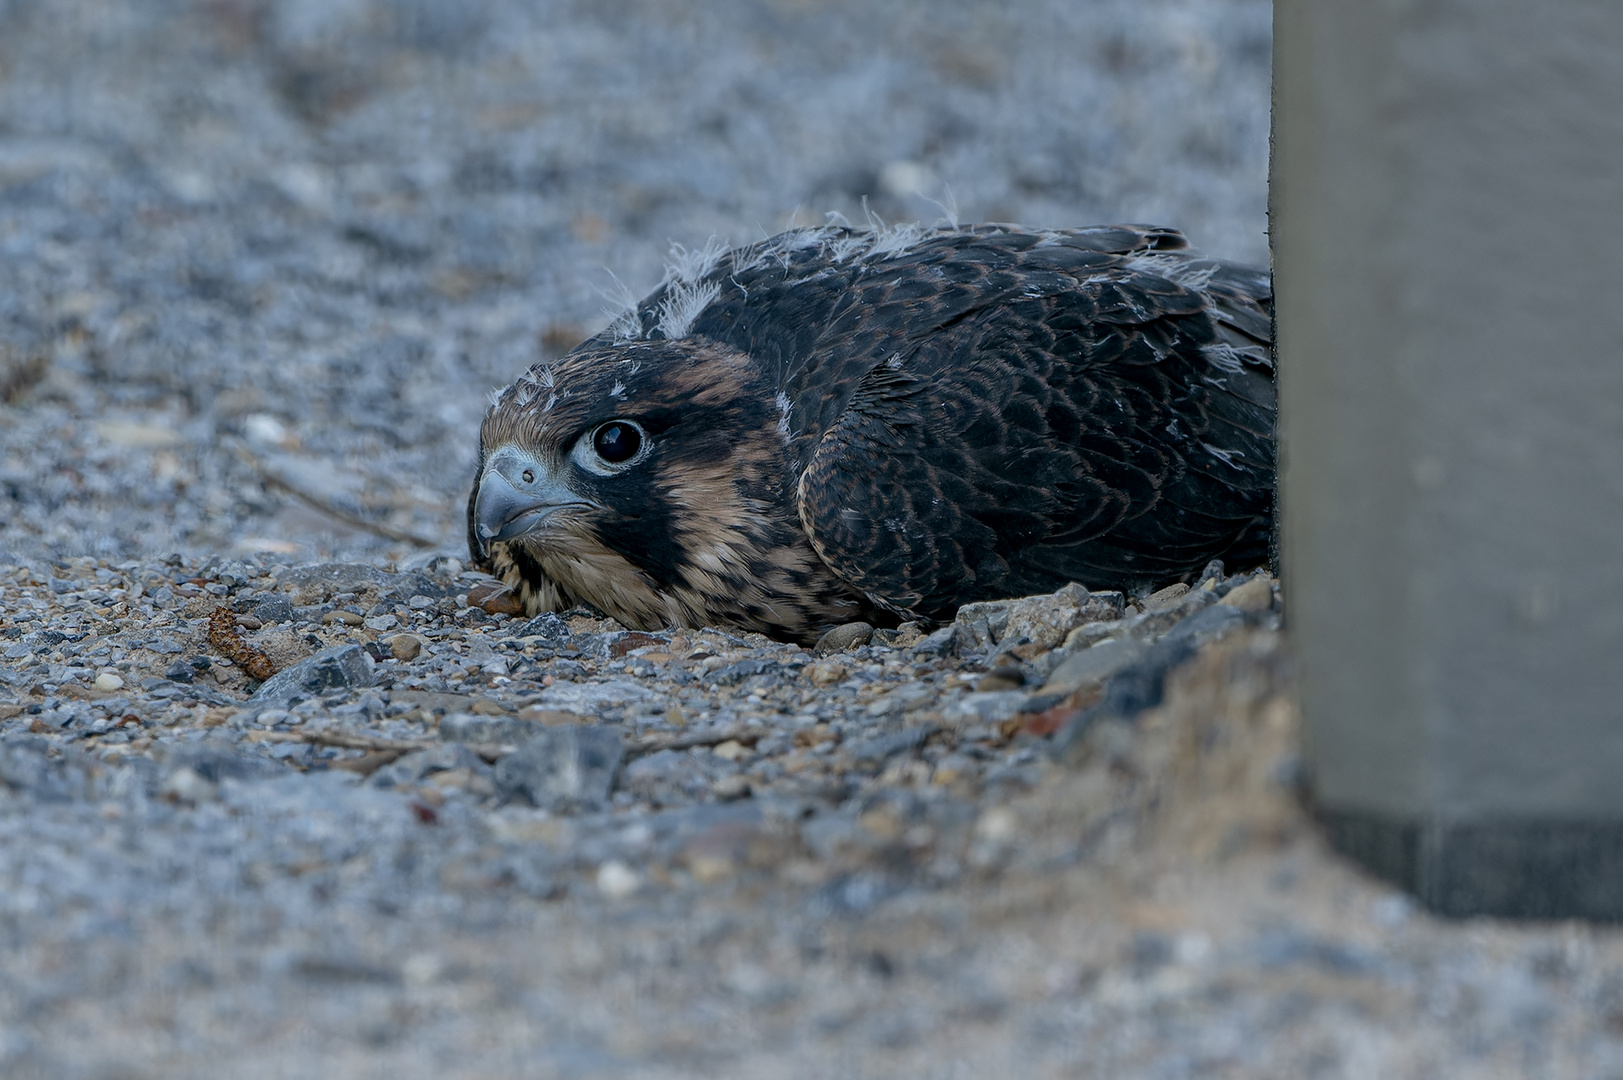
247;645;373;708
494;726;624;812
846;724;935;767
537;679;656;714
276;563;445;601
1039;637;1148;697
439;712;534;745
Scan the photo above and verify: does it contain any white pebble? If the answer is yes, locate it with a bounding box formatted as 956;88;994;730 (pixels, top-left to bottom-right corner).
596;860;641;900
94;672;124;692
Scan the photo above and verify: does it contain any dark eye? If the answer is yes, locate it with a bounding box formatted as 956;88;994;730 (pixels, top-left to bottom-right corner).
592;420;643;465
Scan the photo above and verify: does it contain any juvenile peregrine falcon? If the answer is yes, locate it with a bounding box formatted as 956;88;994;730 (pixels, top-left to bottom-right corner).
469;223;1274;644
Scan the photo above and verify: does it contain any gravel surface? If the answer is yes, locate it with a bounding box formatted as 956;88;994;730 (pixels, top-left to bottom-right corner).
6;2;1622;1078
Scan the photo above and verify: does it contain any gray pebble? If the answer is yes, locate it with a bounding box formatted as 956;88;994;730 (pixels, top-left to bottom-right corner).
494;726;624;812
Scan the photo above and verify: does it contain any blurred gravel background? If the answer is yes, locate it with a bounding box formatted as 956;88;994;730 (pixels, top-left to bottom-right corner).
11;4;1623;1080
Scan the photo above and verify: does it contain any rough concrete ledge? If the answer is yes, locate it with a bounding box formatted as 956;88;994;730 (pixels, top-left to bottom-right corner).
1322;810;1623;921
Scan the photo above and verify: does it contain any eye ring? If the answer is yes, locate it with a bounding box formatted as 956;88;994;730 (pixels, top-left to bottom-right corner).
572;419;650;475
521;468;535;484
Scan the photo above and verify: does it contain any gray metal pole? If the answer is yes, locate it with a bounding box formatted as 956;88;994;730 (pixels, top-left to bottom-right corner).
1272;0;1623;918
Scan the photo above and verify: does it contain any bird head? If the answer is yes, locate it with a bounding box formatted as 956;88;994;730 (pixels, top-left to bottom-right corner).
467;338;823;633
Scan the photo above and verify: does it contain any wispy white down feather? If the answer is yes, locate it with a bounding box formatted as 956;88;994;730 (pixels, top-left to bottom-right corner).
663;235;729;286
1202;442;1246;469
775;391;793;437
1200;343;1247;375
600;271;644;344
1124;253;1217;291
656;278;721;340
861;202;925;260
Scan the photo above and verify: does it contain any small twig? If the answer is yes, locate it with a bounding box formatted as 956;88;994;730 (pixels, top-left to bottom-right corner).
247;728;513;763
227;438;440;547
251;724;762;763
627;725;762;758
248;729;438;752
331;748;412;776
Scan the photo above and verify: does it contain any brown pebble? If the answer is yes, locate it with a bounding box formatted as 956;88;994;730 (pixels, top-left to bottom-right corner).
892;622;927;647
234;614;263;630
793;723;837;747
388;634;423;661
1140;583;1191;612
322;609;363;626
466;581;525;616
814;621;873;655
977;666;1026;692
806;662;847;687
470;698;510;715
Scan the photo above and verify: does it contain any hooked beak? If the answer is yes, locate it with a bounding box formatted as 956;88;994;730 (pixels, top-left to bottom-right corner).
473;445;589;550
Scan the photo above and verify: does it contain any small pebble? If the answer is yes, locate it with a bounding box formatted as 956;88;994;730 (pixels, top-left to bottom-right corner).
1219;577;1274;613
815;622;873;655
322;610;364;626
1140;583;1191;612
977;666;1026;692
807;662;847;687
388;634;423;661
94;672;124;692
712;739;747;762
596;860;641;899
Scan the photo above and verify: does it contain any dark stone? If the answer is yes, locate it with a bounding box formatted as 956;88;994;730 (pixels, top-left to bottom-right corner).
0;735;79;800
248;645;373;707
494;726;623;812
1097;636;1197;717
1129;931;1174;976
252;593;294;625
1251;926;1384;976
369;743;493;789
1049;637;1198;760
1319;808;1623;921
620;748;717;804
910;625;957;658
509;612;571;641
707;658;779;686
163;661;194;683
1159;602;1247;647
846;725;934;767
806;872;897;918
163;738;280;783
